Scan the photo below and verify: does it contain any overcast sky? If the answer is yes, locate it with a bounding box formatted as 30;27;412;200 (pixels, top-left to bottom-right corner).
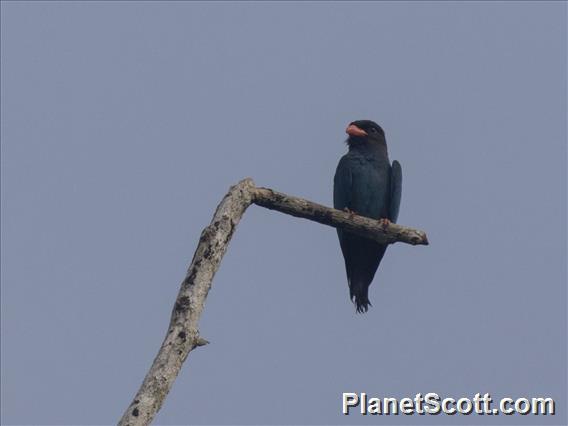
1;2;566;425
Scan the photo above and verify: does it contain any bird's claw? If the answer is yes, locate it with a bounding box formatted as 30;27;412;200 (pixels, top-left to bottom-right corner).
343;207;358;218
378;218;391;229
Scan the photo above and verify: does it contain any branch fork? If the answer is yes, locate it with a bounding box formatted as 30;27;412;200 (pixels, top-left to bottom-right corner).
118;178;428;426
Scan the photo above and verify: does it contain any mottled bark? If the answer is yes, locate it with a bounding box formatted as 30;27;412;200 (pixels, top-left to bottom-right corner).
252;187;428;246
118;179;255;426
118;178;428;426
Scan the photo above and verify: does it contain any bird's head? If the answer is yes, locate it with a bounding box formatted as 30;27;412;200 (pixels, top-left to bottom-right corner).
345;120;385;148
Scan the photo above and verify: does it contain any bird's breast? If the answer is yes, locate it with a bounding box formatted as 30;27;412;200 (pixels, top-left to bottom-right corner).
349;157;390;219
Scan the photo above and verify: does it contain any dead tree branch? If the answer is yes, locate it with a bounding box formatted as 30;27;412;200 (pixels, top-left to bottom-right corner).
252;187;428;245
118;178;428;426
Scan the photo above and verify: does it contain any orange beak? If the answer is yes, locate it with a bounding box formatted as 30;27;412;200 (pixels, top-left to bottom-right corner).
346;124;367;137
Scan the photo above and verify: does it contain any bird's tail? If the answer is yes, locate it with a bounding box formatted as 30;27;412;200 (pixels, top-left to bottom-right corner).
341;238;387;314
349;279;373;314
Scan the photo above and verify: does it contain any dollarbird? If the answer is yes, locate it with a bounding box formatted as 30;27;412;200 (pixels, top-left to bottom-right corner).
333;120;402;313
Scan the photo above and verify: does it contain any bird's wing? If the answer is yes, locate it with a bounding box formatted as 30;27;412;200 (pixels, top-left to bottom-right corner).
389;160;402;223
333;155;353;211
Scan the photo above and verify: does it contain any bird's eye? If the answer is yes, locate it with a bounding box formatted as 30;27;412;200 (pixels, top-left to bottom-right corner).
370;128;377;133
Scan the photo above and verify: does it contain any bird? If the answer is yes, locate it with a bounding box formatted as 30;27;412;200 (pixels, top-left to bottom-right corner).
333;120;402;313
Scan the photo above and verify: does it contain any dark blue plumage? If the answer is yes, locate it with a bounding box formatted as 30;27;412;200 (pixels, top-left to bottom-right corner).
333;120;402;313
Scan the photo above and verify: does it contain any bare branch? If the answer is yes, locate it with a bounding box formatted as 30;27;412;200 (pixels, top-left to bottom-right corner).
252;187;428;246
118;179;428;426
118;178;255;426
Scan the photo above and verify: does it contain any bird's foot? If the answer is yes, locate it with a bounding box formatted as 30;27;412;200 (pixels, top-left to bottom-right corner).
378;218;391;229
343;207;358;217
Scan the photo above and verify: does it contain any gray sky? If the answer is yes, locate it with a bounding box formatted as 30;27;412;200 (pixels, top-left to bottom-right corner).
1;2;566;425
